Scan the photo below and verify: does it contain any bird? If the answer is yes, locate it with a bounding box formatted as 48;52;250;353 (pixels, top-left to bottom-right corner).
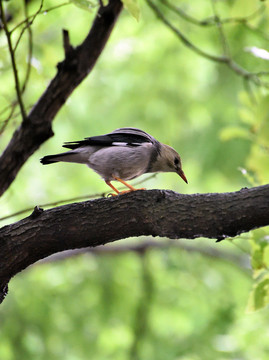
40;127;188;195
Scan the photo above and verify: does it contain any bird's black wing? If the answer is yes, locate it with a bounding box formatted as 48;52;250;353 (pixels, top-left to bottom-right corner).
63;128;158;150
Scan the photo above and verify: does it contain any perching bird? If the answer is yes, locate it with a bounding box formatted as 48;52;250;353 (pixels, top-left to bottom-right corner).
40;127;188;195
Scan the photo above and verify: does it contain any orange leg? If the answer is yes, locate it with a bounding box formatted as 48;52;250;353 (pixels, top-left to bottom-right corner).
105;181;120;196
106;178;146;196
113;176;146;192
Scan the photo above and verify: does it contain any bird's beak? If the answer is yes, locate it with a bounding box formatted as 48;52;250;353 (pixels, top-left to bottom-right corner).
178;168;188;184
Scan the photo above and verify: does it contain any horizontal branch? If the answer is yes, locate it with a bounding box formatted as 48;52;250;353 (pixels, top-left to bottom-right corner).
1;185;269;303
0;0;123;196
39;240;250;271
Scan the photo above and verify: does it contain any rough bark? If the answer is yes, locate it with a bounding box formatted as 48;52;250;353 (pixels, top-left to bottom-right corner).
1;185;269;303
0;0;123;196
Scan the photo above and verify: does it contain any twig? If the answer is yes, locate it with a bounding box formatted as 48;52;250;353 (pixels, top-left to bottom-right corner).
0;1;27;121
10;2;70;34
0;1;43;133
13;0;43;53
243;78;258;105
210;0;230;57
0;103;33;135
0;101;17;134
38;239;250;271
0;174;157;222
0;192;106;223
62;29;74;57
146;0;269;88
21;0;34;94
161;0;266;28
161;0;207;26
255;71;269;77
147;0;222;62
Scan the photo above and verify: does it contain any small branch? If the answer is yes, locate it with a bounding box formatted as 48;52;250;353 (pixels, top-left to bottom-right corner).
0;174;156;223
10;1;67;35
161;0;206;27
39;239;250;271
62;29;74;57
147;0;223;62
0;192;107;223
210;0;230;57
161;0;266;29
21;0;35;94
0;101;17;135
147;0;269;88
0;1;27;121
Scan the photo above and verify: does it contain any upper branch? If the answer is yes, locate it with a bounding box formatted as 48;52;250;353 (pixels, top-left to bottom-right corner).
0;0;27;121
147;0;269;87
1;185;269;303
0;0;123;197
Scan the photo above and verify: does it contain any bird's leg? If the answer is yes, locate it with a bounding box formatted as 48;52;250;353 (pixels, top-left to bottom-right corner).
113;176;146;192
105;181;120;196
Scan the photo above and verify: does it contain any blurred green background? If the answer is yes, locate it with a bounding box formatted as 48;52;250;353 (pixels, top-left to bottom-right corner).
1;0;269;359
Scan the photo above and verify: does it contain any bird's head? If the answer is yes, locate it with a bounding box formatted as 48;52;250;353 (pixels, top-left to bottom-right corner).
154;144;188;184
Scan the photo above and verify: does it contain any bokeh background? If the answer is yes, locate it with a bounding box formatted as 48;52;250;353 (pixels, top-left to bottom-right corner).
1;0;269;359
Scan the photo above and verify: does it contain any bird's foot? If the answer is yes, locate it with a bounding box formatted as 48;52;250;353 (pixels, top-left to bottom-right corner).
118;188;146;195
135;187;146;191
107;192;117;197
107;188;146;197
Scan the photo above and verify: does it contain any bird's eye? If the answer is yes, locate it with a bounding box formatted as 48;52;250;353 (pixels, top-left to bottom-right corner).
174;158;179;166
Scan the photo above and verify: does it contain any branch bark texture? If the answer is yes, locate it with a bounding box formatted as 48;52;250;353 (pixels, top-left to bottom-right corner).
0;0;123;196
1;185;269;303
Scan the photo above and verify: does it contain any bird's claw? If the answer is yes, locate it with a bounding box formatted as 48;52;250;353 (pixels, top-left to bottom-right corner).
107;188;146;197
107;192;117;197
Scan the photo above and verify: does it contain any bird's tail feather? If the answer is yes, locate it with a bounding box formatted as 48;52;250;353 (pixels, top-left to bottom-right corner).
40;152;78;165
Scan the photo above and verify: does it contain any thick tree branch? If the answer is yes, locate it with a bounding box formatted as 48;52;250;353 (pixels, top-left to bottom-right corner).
1;185;269;303
0;0;123;197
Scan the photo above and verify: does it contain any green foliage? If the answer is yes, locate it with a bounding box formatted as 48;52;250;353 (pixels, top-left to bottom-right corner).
122;0;140;21
69;0;98;12
1;0;269;358
220;89;269;310
219;126;251;142
247;228;269;312
1;247;269;360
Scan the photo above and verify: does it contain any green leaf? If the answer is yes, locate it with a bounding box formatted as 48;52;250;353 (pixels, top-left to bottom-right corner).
238;108;256;125
122;0;140;21
250;229;269;270
247;274;269;312
70;0;97;12
219;126;250;141
263;245;269;268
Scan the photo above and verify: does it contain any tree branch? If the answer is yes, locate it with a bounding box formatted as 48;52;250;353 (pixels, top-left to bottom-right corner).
161;0;266;28
146;0;269;88
39;240;250;271
0;0;123;197
0;0;27;121
1;185;269;303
